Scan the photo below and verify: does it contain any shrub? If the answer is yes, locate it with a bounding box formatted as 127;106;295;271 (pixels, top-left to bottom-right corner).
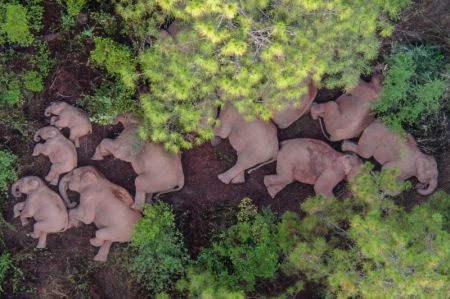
22;71;43;92
374;44;449;134
0;3;34;46
91;0;411;152
278;164;450;298
0;251;12;294
178;198;281;295
130;202;190;295
0;149;18;194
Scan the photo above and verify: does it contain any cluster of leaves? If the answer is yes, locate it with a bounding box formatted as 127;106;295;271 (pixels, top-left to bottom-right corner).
177;198;281;296
0;149;18;194
374;44;449;135
89;0;411;152
278;163;450;298
130;202;190;295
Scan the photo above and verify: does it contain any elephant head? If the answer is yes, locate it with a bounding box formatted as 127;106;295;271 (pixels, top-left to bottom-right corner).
34;126;60;142
44;101;68;117
337;154;363;181
415;154;438;195
11;176;43;197
59;166;103;208
112;113;139;128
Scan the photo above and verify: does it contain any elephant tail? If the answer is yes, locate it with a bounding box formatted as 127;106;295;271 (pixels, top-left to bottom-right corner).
154;177;185;199
318;117;332;142
247;157;277;174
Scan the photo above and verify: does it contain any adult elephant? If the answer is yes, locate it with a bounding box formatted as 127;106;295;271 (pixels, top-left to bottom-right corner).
59;166;141;262
264;138;362;199
91;114;184;211
342;121;438;195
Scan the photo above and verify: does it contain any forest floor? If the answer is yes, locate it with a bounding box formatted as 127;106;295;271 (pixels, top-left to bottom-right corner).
1;1;449;298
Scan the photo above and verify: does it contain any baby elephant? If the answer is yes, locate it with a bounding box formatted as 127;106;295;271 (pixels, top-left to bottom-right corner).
342;121;438;195
11;176;68;248
44;101;92;147
33;126;77;185
264;138;362;198
214;102;279;184
310;75;382;141
92;114;184;211
59;166;141;262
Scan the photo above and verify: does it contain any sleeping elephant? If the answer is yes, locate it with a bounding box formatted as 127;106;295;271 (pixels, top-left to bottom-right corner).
59;166;141;262
269;78;318;129
33;126;77;185
91;114;184;211
214;102;279;184
44;101;92;147
11;176;68;248
341;121;438;195
264;138;362;198
310;75;383;141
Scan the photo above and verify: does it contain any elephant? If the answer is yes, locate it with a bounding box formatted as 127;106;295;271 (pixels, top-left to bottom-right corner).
264;138;362;199
11;176;68;248
44;101;92;147
310;75;383;141
33;126;77;185
214;102;279;184
341;121;438;195
91;114;185;211
59;166;141;262
269;78;318;129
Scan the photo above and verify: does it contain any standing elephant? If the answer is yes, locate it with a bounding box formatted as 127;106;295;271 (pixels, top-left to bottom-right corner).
59;166;141;262
342;121;438;195
264;138;362;198
214;102;279;184
269;78;318;129
33;126;77;185
91;114;184;211
310;75;382;141
44;101;92;147
11;176;68;248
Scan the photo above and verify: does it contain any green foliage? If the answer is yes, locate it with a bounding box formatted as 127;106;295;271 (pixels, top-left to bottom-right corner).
278;164;450;298
374;44;449;133
0;3;34;46
0;251;12;294
64;0;86;17
90;37;137;90
0;149;17;194
79;77;137;125
22;71;43;92
178;198;281;295
130;202;190;295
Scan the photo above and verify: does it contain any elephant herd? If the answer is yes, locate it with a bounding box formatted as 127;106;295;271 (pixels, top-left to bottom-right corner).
10;76;438;261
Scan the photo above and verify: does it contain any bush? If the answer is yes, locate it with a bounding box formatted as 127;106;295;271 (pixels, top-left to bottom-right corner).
0;149;18;194
91;0;411;152
374;44;449;134
278;164;450;298
0;3;34;46
130;202;190;295
178;198;281;295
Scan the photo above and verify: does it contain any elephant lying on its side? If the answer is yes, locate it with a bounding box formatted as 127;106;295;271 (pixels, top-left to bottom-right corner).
342;121;438;195
214;102;279;184
33;126;77;185
11;176;68;248
264;138;362;199
44;101;92;147
91;114;184;211
310;75;382;141
59;166;141;262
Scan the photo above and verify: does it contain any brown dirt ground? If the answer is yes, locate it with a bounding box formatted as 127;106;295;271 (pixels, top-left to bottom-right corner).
1;1;449;298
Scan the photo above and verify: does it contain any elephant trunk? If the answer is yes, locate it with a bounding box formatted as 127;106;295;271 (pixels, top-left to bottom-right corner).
417;178;437;196
34;128;44;142
59;173;77;208
44;106;52;117
11;181;22;197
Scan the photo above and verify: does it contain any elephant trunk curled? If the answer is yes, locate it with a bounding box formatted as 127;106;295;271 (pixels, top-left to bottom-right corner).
59;173;77;208
417;178;437;196
33;128;45;142
11;180;21;197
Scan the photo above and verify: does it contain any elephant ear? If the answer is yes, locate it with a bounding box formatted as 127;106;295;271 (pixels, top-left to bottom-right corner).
48;127;59;138
111;185;134;206
28;177;41;190
81;171;98;187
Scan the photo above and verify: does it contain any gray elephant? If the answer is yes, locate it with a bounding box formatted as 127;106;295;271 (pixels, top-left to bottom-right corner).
11;176;68;248
33;126;77;185
342;121;438;195
59;166;141;261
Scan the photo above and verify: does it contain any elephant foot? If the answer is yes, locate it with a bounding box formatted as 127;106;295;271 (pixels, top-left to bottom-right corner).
93;253;108;262
47;177;59;186
90;237;104;247
91;155;104;161
30;232;40;239
36;240;47;249
31;149;40;157
230;172;245;184
341;140;358;153
210;136;222;147
266;186;278;199
131;203;144;212
217;173;232;184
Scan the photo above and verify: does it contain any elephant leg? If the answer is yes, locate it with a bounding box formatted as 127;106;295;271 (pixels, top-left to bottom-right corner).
53;118;69;129
70;127;84;148
31;221;54;248
94;241;113;262
20;213;30;226
90;237;105;247
314;169;343;198
91;139;114;160
92;227;117;262
45;164;64;185
210;136;222;147
218;151;259;184
37;233;48;249
342;140;374;159
267;182;290;199
13;202;25;218
230;171;245;184
50;116;59;126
